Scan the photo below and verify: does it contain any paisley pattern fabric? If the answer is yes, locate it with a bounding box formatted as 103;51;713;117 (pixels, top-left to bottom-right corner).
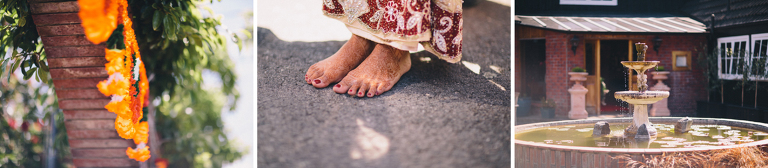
324;0;463;63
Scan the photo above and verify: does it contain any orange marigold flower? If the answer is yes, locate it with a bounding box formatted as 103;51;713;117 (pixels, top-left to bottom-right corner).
133;121;149;144
105;95;132;119
115;116;135;139
78;0;119;44
126;145;151;162
155;158;168;168
97;73;130;96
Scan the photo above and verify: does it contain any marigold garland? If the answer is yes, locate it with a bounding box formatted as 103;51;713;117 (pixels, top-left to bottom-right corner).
79;0;151;162
77;0;118;44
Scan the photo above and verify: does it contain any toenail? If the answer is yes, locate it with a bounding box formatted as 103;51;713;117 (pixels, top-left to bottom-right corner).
349;89;354;92
335;84;341;88
375;91;379;95
314;79;320;84
358;92;363;95
368;93;372;96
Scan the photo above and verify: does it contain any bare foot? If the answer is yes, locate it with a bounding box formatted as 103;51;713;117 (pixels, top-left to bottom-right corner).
306;35;375;88
333;44;411;97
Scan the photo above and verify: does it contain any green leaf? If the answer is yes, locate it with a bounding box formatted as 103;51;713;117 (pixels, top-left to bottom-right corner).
35;43;42;52
38;64;48;84
153;11;162;31
233;34;241;51
23;67;36;80
11;57;21;74
0;58;7;77
38;60;48;72
34;68;40;82
17;16;25;27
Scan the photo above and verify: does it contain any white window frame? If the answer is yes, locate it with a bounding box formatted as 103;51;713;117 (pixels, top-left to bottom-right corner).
752;33;768;81
560;0;618;6
717;35;749;80
717;33;768;81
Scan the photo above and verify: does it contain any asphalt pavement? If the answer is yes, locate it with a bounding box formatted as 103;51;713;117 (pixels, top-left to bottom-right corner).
257;1;511;167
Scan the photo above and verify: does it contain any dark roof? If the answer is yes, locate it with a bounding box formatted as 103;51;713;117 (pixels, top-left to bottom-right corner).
680;0;768;29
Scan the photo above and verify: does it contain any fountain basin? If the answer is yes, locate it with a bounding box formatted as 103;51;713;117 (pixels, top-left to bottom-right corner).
514;117;768;167
614;91;669;104
621;61;659;71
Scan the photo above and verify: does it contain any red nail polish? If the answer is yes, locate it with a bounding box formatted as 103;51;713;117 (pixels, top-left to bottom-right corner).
349;89;354;92
368;93;373;96
358;92;363;95
375;91;379;95
335;84;341;88
314;79;321;84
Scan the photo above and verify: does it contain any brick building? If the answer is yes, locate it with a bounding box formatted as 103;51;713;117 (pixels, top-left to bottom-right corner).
515;0;711;117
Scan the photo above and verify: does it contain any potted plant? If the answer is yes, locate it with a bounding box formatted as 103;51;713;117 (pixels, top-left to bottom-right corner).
569;67;588;82
652;66;670;81
517;94;532;117
540;98;556;118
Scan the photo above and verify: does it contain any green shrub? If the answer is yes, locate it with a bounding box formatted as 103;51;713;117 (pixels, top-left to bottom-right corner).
571;67;586;72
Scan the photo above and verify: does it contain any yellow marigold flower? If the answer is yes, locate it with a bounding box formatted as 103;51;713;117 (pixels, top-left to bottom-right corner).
115;116;135;139
126;146;151;162
133;121;149;144
78;0;119;44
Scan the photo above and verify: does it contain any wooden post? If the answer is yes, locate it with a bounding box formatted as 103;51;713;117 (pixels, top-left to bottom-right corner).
28;0;140;167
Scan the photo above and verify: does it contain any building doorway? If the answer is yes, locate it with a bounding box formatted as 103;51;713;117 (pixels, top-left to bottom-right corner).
600;40;630;113
518;39;547;100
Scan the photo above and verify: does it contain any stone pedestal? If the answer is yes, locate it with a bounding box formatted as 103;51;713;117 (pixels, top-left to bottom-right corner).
568;72;589;119
650;71;670;116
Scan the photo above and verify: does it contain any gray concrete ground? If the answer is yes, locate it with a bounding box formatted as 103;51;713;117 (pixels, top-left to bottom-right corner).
257;1;511;167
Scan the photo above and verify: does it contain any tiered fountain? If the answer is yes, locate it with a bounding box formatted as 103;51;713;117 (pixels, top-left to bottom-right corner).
514;43;768;167
613;43;669;137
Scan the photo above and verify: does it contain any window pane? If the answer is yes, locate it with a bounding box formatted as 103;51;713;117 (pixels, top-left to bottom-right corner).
756;41;761;56
739;41;747;57
762;40;768;57
722;58;726;74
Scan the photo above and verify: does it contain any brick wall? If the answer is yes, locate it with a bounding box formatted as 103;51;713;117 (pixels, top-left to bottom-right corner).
29;0;140;167
544;30;586;117
538;29;708;117
643;35;709;115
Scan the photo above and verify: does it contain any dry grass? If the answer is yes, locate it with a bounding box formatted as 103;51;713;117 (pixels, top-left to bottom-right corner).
612;145;768;168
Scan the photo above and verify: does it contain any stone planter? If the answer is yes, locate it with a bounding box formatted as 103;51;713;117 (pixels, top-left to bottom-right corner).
540;107;555;118
650;71;670;116
568;72;589;119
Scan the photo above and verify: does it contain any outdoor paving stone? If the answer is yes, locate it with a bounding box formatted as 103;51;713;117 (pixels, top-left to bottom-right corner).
257;1;510;167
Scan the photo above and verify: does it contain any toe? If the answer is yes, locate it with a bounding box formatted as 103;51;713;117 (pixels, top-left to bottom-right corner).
357;83;369;98
312;76;331;88
366;83;378;97
347;82;360;96
376;82;392;96
308;70;324;84
305;66;319;84
333;82;349;94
